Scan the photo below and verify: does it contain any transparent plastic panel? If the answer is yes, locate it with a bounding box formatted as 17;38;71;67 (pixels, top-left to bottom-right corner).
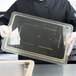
2;12;73;64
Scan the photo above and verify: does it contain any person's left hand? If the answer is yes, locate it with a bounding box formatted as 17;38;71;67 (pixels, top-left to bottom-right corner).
67;32;76;56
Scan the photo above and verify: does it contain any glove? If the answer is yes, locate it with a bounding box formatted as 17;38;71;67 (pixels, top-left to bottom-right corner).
67;32;76;56
0;25;11;38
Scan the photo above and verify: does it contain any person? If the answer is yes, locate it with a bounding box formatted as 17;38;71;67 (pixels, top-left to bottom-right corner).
0;0;76;62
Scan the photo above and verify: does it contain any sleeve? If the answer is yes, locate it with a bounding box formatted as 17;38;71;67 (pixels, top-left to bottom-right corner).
0;1;17;25
65;1;76;31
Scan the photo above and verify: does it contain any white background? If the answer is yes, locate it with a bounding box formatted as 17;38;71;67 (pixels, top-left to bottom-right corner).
68;0;76;10
0;0;16;11
0;0;76;11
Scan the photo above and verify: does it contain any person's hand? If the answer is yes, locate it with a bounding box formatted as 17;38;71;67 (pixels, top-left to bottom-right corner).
67;32;76;56
0;25;11;38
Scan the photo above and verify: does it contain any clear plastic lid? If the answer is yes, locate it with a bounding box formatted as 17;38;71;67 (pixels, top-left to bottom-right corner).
2;12;73;64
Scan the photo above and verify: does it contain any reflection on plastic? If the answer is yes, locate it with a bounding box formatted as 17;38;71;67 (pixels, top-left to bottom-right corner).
8;27;21;45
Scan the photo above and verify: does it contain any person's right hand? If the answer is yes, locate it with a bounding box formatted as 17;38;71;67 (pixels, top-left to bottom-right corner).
0;25;10;38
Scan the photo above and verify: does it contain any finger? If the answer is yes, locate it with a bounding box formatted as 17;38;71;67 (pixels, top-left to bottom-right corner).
66;33;71;45
67;40;76;56
68;36;75;44
1;30;6;38
1;29;9;38
68;32;76;44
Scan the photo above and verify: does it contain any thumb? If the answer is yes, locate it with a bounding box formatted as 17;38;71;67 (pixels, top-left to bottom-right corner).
67;39;76;56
